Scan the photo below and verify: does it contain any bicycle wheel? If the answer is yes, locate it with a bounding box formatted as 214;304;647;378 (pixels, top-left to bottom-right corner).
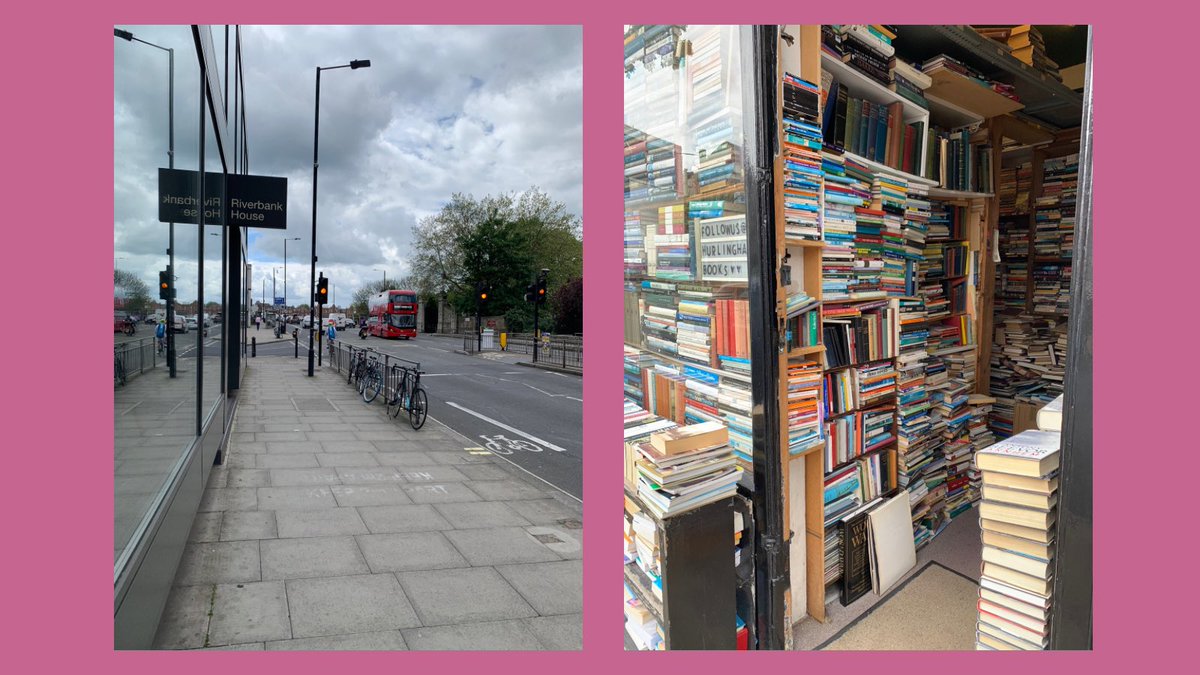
363;367;383;403
115;358;126;386
356;363;370;394
408;388;427;430
387;369;406;418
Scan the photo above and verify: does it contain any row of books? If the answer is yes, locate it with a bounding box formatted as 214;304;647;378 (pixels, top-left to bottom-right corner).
782;73;823;241
975;419;1062;650
973;25;1064;83
987;315;1068;438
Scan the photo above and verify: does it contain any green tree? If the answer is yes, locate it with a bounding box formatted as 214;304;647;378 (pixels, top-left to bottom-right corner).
349;279;395;319
114;268;153;317
410;187;582;308
452;214;534;318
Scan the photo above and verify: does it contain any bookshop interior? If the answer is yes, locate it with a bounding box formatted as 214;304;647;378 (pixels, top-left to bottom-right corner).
622;25;1093;651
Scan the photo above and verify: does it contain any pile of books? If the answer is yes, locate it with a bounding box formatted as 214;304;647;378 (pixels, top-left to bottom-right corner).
633;421;741;518
987;315;1069;438
782;73;823;241
974;25;1063;82
820;152;867;300
888;56;931;110
786;361;824;455
921;53;1019;102
975;426;1061;650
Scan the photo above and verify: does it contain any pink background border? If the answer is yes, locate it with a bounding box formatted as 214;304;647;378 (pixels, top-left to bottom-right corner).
4;0;1189;670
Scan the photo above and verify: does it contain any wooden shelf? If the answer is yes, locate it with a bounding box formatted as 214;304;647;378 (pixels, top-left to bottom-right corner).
926;93;984;130
624;564;664;621
826;442;897;474
924;67;1024;119
784;238;827;248
787;344;826;358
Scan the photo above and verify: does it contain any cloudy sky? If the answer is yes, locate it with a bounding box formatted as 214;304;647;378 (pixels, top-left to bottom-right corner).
114;25;582;310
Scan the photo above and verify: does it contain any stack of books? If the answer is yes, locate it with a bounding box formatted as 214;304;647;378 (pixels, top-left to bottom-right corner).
782;73;823;241
787;361;825;455
888;55;931;110
624;582;663;650
975;428;1061;650
973;25;1063;82
987;314;1069;438
634;422;741;518
820;152;867;300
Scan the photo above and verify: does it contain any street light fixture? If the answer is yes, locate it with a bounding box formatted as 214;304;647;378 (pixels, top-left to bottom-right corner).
283;236;300;310
309;59;370;376
116;26;176;377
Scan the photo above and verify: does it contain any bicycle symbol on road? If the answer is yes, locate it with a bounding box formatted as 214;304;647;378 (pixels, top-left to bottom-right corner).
480;434;544;455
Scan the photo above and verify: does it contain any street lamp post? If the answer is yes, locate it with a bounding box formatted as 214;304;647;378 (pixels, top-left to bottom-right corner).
283;236;299;317
115;27;176;377
309;59;370;376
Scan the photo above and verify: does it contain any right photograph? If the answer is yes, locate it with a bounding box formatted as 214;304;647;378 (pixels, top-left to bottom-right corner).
622;25;1093;651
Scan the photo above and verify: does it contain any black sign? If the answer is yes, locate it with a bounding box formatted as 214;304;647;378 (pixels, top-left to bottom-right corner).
158;168;288;229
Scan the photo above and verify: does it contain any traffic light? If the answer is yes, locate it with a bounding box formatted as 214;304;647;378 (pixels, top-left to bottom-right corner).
475;281;489;303
525;282;536;303
535;278;547;303
159;268;174;300
316;276;329;305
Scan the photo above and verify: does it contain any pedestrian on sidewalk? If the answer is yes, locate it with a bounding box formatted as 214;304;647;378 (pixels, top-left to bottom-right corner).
326;321;337;344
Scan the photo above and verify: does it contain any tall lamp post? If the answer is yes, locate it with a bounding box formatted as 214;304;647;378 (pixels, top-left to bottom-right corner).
375;268;387;287
309;58;370;376
115;27;176;377
283;236;299;320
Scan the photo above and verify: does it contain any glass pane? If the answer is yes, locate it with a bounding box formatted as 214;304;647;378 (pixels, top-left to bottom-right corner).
622;25;756;487
113;26;200;569
202;109;225;418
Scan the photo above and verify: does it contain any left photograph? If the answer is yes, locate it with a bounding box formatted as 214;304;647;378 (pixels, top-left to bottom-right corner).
114;24;583;650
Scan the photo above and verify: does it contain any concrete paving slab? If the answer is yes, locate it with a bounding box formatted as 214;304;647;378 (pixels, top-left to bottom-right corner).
188;511;223;543
256;486;337;511
260;536;369;580
526;614;582;650
330;484;413;507
356;532;468;573
152;584;212;649
208;581;291;645
265;631;408;651
402;620;544;651
442;527;561;566
226;469;271;488
175;541;261;586
268;467;340;487
402;482;482;504
465;480;555;502
315;453;378;467
199;488;259;513
256;454;319;469
220;511;278;541
496;560;582;615
286;574;420;638
397;567;536;627
357;504;453;534
275;508;368;539
432;502;531;529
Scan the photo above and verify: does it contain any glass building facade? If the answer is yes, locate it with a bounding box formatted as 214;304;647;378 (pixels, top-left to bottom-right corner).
114;25;250;648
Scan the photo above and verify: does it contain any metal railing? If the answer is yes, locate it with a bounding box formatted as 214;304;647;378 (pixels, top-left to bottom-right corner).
114;337;158;385
505;333;583;372
327;340;422;408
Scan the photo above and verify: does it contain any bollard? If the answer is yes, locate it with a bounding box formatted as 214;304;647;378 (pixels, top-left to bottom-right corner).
252;336;256;358
294;331;299;358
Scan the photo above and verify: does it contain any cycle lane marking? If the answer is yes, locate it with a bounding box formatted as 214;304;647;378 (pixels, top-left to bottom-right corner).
444;401;568;453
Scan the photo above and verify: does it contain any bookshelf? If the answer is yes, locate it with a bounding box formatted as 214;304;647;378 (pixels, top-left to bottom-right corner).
624;23;1084;648
624;491;737;650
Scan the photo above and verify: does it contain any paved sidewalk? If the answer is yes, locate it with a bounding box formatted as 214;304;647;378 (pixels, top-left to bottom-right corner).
152;356;582;650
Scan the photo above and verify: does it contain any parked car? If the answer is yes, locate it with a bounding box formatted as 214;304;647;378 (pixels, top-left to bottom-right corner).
186;317;198;331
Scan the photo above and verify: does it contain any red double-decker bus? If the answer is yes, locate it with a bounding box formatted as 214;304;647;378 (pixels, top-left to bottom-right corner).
367;289;419;339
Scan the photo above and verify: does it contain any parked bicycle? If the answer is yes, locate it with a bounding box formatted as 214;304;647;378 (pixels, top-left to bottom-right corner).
386;362;427;430
114;352;127;386
348;348;369;388
360;355;385;403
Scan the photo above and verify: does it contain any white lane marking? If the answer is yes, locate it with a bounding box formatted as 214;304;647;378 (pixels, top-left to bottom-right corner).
430;413;581;504
444;401;569;453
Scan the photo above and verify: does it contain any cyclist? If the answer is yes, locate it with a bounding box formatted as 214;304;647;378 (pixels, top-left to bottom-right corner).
155;319;167;354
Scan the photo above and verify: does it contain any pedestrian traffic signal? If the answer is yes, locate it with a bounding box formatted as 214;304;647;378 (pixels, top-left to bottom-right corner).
316;276;329;305
158;268;174;300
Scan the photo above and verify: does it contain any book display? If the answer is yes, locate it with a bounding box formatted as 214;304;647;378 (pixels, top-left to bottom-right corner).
623;24;1086;650
974;428;1061;650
